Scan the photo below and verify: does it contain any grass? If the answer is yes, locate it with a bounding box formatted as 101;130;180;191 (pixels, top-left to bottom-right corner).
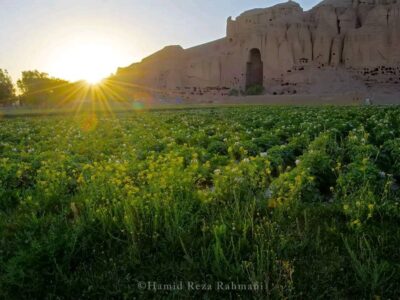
0;106;399;299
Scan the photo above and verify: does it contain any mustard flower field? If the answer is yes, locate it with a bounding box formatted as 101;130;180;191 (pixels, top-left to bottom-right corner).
1;106;400;298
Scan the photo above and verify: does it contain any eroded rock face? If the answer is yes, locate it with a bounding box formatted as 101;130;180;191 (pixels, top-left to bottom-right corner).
116;0;400;97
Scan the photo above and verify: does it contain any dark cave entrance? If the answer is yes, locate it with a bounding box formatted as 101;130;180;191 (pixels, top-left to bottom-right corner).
246;48;263;88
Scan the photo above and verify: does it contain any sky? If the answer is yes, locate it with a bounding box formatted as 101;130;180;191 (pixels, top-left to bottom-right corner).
0;0;320;83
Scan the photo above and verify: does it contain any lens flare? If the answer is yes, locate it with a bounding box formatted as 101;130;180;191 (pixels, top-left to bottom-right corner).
80;113;98;132
132;101;145;111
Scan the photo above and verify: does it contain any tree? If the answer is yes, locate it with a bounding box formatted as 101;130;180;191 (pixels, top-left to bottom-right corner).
0;69;16;106
17;70;69;106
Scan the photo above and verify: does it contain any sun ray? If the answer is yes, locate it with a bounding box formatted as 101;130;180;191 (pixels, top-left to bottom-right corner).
74;84;91;117
106;78;182;100
53;82;87;109
96;85;117;116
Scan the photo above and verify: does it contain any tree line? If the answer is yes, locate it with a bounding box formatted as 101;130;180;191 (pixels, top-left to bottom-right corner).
0;68;73;107
0;68;140;108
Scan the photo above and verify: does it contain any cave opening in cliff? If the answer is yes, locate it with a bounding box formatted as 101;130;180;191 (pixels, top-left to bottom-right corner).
246;48;263;88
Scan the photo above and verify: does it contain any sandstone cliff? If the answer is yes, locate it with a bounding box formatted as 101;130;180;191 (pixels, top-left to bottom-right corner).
115;0;400;99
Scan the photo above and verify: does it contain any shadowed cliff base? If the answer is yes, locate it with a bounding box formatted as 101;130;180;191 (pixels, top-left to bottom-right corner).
153;92;399;106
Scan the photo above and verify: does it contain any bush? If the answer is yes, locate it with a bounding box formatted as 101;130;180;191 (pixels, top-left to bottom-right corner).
228;89;239;96
253;134;282;151
207;141;228;155
245;84;264;96
240;140;259;157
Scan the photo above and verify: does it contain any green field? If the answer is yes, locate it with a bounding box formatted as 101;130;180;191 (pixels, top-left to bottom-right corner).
1;106;400;299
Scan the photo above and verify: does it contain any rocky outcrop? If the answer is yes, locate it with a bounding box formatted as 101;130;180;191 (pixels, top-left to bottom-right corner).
116;0;400;98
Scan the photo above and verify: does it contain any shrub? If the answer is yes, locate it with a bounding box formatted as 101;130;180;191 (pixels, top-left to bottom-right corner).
245;84;264;95
207;140;228;155
228;89;239;96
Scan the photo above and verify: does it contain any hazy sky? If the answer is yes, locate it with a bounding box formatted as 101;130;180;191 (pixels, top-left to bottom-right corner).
0;0;320;82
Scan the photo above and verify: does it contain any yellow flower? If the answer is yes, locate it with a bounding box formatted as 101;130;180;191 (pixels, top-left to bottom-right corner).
268;197;282;208
77;174;84;183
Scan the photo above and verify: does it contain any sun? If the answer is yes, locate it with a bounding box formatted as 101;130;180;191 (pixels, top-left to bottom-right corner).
85;74;104;85
45;36;125;84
